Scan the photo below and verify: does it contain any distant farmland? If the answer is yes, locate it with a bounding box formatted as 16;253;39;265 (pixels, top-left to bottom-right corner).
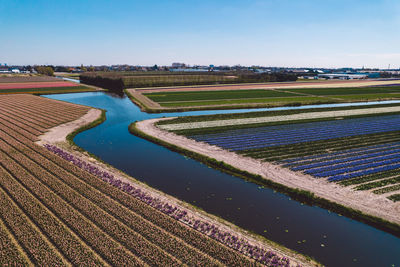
127;79;400;112
0;77;98;94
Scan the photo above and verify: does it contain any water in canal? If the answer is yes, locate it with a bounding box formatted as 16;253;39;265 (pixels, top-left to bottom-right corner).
45;92;400;266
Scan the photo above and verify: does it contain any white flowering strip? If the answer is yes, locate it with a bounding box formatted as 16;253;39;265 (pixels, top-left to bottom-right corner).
159;106;400;131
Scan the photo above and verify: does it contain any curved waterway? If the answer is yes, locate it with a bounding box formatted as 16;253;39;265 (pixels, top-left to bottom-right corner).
45;92;400;267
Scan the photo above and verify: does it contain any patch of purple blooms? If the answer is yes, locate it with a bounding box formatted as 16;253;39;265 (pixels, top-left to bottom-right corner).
44;144;299;267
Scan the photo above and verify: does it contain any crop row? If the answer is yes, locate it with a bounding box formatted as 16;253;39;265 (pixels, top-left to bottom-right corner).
291;148;400;172
0;203;31;265
388;194;400;202
0;141;179;266
0;124;264;266
242;132;400;162
0;105;54;129
283;141;400;167
305;154;400;177
0;147;146;266
339;169;400;186
0;118;38;141
0;134;218;266
0;108;47;132
191;116;400;151
191;113;400;141
0;101;82;129
355;176;400;191
373;184;400;195
167;105;400;132
145;89;294;102
0;95;89;122
0;101;79;126
0;97;87;121
0;81;79;90
0;167;69;266
0;96;88;115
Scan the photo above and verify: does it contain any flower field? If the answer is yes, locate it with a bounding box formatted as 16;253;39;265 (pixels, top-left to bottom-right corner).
0;94;295;266
0;77;97;94
0;81;79;89
177;110;400;202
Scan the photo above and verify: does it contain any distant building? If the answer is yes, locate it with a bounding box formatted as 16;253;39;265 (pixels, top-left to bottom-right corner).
171;62;186;68
318;73;379;80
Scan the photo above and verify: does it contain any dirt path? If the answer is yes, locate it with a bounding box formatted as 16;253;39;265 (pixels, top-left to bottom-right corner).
138;118;400;226
127;89;163;109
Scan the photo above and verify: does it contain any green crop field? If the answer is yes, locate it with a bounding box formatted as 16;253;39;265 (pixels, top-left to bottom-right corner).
158;96;332;107
0;86;96;94
281;86;400;95
142;86;400;110
144;89;296;102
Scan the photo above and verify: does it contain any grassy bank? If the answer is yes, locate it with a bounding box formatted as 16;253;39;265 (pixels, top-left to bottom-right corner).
66;109;107;150
129;121;400;238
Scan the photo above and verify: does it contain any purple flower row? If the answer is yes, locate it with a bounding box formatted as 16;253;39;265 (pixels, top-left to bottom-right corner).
44;144;297;267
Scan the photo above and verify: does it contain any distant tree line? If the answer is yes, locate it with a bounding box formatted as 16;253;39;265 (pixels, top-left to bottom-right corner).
380;72;400;78
80;71;298;91
35;66;54;76
236;72;298;83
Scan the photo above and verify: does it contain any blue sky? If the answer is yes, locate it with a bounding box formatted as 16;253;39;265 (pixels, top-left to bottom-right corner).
1;0;399;68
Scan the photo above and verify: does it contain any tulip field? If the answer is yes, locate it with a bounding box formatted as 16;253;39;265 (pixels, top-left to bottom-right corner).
0;94;295;266
179;108;400;201
0;76;96;94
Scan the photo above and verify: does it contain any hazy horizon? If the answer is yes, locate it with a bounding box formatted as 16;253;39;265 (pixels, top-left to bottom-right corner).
1;0;400;68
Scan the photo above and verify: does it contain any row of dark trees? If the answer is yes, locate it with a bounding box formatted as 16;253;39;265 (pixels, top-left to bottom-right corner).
80;71;298;91
35;66;54;76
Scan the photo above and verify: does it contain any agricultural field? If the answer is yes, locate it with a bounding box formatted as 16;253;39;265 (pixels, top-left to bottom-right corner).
0;76;97;94
0;74;60;82
127;79;400;112
145;103;400;227
0;94;305;266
